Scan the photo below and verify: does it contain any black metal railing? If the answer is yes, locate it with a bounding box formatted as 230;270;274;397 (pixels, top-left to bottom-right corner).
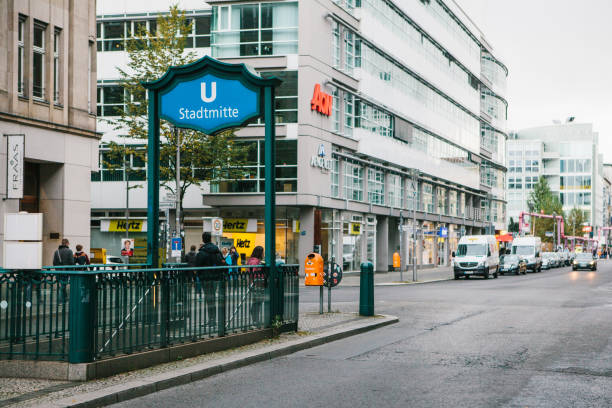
0;264;299;362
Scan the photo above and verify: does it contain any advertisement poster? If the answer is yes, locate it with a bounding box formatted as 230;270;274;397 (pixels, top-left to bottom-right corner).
121;238;134;256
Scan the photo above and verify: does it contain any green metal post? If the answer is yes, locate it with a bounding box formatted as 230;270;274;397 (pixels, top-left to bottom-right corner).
68;273;97;363
147;91;160;268
359;262;374;316
218;281;226;337
264;85;280;323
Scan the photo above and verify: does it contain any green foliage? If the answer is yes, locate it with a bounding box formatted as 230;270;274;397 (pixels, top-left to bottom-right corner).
508;217;519;233
526;176;564;242
566;207;587;237
104;5;249;207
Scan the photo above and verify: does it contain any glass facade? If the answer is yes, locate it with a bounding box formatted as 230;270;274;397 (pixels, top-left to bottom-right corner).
367;168;385;205
211;2;298;57
343;162;364;201
388;174;403;208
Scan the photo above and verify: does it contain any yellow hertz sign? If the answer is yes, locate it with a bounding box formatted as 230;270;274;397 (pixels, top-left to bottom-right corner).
223;219;250;233
108;220;145;232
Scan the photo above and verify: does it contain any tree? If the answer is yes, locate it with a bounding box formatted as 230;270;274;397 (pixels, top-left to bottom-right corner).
508;217;519;233
566;207;587;237
526;176;563;243
104;6;250;233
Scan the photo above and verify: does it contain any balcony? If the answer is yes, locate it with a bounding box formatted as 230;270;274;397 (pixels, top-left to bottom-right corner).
542;150;560;160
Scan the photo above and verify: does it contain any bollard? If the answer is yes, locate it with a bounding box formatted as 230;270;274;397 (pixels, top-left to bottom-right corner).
359;262;374;316
68;273;97;363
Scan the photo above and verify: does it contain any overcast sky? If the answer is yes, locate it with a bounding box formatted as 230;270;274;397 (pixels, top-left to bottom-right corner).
456;0;612;162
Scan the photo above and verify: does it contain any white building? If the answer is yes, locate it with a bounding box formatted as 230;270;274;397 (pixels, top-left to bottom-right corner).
507;123;605;237
94;0;508;271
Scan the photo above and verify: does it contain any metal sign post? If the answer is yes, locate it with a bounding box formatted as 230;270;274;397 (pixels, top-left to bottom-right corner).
143;56;281;317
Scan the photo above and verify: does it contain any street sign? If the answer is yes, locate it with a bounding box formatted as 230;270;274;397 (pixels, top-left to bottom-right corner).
160;201;176;209
438;227;448;238
171;237;182;258
212;217;223;236
158;62;262;135
545;231;554;237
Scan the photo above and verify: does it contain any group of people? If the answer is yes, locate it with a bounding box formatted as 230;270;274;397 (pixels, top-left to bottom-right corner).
185;232;267;329
52;238;91;266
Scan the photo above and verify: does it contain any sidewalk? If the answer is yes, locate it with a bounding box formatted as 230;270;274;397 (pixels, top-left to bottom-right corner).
1;311;397;408
341;265;453;286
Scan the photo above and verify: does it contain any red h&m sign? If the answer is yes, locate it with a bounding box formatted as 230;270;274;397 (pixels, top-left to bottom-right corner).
311;84;332;116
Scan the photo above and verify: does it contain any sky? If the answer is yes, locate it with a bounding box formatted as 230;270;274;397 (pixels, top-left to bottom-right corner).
455;0;612;162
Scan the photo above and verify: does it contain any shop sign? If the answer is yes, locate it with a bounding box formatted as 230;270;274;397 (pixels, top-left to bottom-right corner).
223;218;258;233
101;219;147;232
6;134;24;199
582;225;592;233
292;220;300;233
310;84;332;116
350;222;361;235
310;144;332;171
437;227;448;238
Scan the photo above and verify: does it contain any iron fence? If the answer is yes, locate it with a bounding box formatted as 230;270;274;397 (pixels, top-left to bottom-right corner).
0;264;299;362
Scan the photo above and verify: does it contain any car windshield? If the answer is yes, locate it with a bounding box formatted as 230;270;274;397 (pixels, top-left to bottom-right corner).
576;253;593;260
512;245;534;256
457;244;486;256
503;255;519;263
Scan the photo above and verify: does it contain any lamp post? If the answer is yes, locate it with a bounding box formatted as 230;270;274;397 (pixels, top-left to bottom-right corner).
411;169;419;282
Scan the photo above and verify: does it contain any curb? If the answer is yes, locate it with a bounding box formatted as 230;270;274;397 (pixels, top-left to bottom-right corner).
339;277;452;287
50;315;399;408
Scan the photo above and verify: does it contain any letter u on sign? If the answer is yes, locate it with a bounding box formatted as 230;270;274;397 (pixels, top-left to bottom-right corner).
201;82;217;102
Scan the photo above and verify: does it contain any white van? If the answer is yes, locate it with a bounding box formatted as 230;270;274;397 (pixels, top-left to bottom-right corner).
452;235;499;279
511;236;542;272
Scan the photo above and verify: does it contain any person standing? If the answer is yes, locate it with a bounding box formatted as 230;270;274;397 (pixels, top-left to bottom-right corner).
195;232;225;330
229;246;239;267
53;238;74;303
185;245;198;267
247;246;265;326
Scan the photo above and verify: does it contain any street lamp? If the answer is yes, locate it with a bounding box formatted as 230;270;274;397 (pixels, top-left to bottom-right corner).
410;169;419;282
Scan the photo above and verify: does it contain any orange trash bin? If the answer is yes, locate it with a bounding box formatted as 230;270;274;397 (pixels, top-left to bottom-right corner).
304;253;324;286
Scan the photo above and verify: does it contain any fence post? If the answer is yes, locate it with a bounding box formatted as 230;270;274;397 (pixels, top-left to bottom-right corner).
359;262;374;316
68;272;97;363
160;271;169;347
218;279;226;337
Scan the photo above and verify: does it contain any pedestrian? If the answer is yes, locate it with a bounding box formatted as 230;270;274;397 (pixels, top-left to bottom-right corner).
229;246;239;267
246;246;265;326
195;232;226;330
222;247;234;276
73;244;91;267
185;245;198;267
53;238;74;303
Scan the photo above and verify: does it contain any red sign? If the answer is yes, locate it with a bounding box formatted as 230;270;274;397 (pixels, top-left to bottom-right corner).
582;226;592;233
311;84;332;116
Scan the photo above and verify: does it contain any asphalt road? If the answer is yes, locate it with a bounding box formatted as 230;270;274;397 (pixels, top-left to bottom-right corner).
112;261;612;408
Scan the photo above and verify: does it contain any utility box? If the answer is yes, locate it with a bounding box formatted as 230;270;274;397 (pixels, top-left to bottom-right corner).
304;252;324;286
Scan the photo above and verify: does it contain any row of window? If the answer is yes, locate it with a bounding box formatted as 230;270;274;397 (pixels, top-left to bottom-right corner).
211;2;298;58
560;158;592;173
331;157;482;217
361;0;477;98
482;53;507;91
508;149;539;158
508;176;538;190
481;88;507;121
97;71;298;124
96;16;211;51
92;140;298;194
480;199;506;223
508;159;539;173
17;16;64;103
560;175;592;190
560;192;591;206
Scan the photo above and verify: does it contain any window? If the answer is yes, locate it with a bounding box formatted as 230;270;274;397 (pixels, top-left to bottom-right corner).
344;29;355;74
97;85;125;116
525;159;539;173
422;183;434;213
367;168;385;205
525;176;537;189
17;16;25;96
88;41;93;113
343;162;363;201
33;21;46;99
508;177;522;189
184;16;211;48
436;187;447;215
343;93;354;137
53;28;61;103
356;102;393;138
332;22;340;69
211;2;298;57
449;190;458;217
209;140;297;193
101;21;125;51
388;174;403;208
509;159;522;173
333;0;357;14
331;156;339;198
331;87;340;132
259;71;297;123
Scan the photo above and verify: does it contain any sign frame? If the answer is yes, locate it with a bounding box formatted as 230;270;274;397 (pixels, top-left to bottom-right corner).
142;56;282;318
5;134;25;199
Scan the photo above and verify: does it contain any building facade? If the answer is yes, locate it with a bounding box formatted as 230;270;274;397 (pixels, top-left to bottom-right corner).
506;123;605;238
93;0;508;271
0;0;99;265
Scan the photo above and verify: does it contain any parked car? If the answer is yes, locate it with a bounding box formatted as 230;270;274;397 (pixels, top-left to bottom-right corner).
572;253;597;271
499;254;527;275
542;252;556;269
553;252;563;267
559;251;570;266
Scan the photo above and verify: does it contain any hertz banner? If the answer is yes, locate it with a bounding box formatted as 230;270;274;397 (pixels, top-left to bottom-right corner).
222;218;258;233
101;219;147;232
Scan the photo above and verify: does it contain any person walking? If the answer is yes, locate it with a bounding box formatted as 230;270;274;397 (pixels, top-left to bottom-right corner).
246;246;265;326
73;244;91;267
195;232;225;330
185;245;198;267
222;247;235;278
53;238;74;303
